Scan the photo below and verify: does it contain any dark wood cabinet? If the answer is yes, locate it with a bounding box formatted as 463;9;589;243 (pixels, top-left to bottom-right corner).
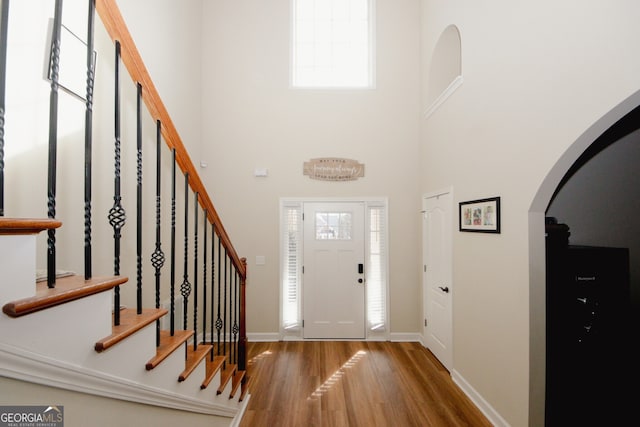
545;219;631;425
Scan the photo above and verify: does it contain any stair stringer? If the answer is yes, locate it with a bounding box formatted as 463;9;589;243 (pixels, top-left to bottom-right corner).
0;303;246;417
0;341;241;417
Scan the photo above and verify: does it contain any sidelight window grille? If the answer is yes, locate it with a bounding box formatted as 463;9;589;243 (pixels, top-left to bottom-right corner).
367;204;387;331
281;203;302;331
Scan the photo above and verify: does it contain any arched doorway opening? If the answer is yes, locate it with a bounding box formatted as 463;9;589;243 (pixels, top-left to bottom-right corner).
528;89;640;426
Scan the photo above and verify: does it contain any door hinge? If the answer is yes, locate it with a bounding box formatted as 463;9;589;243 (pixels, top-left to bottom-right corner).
302;266;304;274
302;320;304;327
424;265;427;272
424;318;428;327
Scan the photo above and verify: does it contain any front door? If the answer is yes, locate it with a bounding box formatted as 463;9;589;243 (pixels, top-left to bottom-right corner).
303;202;365;339
423;191;453;370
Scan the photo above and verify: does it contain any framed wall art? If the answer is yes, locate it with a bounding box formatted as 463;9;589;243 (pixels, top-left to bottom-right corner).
459;196;500;233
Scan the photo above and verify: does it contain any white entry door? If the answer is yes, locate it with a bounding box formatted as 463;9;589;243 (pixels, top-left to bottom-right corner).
423;191;453;370
303;202;365;339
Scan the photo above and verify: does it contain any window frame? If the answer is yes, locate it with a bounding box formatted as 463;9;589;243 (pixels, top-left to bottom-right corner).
290;0;376;89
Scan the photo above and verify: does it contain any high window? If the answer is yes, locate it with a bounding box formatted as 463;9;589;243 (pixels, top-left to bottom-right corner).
291;0;375;88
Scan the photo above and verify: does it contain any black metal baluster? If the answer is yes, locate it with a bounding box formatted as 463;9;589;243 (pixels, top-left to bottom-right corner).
216;232;222;358
210;223;216;359
233;267;239;365
192;192;198;352
202;211;208;350
83;0;95;279
108;41;126;325
223;248;228;363
0;0;10;217
170;149;176;335
238;258;247;373
46;0;63;288
151;120;165;346
180;173;191;331
136;82;142;314
229;262;234;365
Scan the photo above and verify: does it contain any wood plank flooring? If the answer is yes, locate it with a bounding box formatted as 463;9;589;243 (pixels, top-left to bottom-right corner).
239;341;492;427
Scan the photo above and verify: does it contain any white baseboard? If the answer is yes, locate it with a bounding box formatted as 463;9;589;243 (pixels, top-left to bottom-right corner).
246;332;422;342
247;332;280;342
451;369;509;427
389;332;422;342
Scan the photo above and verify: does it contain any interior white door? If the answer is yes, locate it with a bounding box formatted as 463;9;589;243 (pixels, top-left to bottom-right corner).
423;191;453;370
303;202;365;339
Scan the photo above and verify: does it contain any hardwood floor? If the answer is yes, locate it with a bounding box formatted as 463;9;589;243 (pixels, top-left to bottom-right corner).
239;341;492;427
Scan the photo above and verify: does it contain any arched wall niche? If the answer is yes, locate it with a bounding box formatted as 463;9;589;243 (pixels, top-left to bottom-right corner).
425;24;462;118
527;89;640;426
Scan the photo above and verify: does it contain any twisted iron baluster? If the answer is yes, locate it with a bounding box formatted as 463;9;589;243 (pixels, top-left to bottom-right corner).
229;261;234;365
108;41;126;325
151;120;165;346
180;173;191;331
202;211;208;349
0;0;10;217
193;192;198;352
136;82;143;315
170;149;176;335
233;267;239;365
216;233;222;358
223;248;227;363
83;0;96;279
47;0;64;288
210;223;216;360
238;258;247;372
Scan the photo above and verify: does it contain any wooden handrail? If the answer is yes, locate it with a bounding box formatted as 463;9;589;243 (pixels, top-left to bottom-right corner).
95;0;245;277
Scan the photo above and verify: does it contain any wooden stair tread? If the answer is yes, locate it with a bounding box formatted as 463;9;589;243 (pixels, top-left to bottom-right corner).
146;329;193;370
179;344;213;382
217;363;237;395
201;355;226;389
229;369;246;399
0;218;62;235
239;374;250;402
95;308;168;352
2;275;128;318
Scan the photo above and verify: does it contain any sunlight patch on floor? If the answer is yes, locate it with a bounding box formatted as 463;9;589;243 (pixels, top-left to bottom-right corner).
248;350;273;366
307;350;367;400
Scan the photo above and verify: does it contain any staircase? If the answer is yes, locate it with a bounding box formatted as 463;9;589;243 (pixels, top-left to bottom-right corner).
0;218;248;421
0;0;249;425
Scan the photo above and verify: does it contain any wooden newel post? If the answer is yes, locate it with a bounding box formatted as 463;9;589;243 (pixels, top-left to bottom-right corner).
238;257;247;372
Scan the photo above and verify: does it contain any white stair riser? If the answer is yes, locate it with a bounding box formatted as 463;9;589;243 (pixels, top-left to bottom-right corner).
0;235;36;301
0;291;112;363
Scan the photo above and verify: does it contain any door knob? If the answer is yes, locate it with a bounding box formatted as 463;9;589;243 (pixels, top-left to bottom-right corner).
438;286;449;293
358;278;364;283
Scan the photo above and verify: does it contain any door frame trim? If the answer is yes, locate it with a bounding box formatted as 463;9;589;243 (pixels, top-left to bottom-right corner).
279;197;390;341
421;187;454;370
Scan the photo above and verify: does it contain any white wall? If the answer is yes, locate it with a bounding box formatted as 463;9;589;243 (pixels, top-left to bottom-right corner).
199;0;423;335
421;0;640;425
116;0;203;160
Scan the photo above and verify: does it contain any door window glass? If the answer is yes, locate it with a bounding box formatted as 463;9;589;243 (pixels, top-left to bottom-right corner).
315;212;352;240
